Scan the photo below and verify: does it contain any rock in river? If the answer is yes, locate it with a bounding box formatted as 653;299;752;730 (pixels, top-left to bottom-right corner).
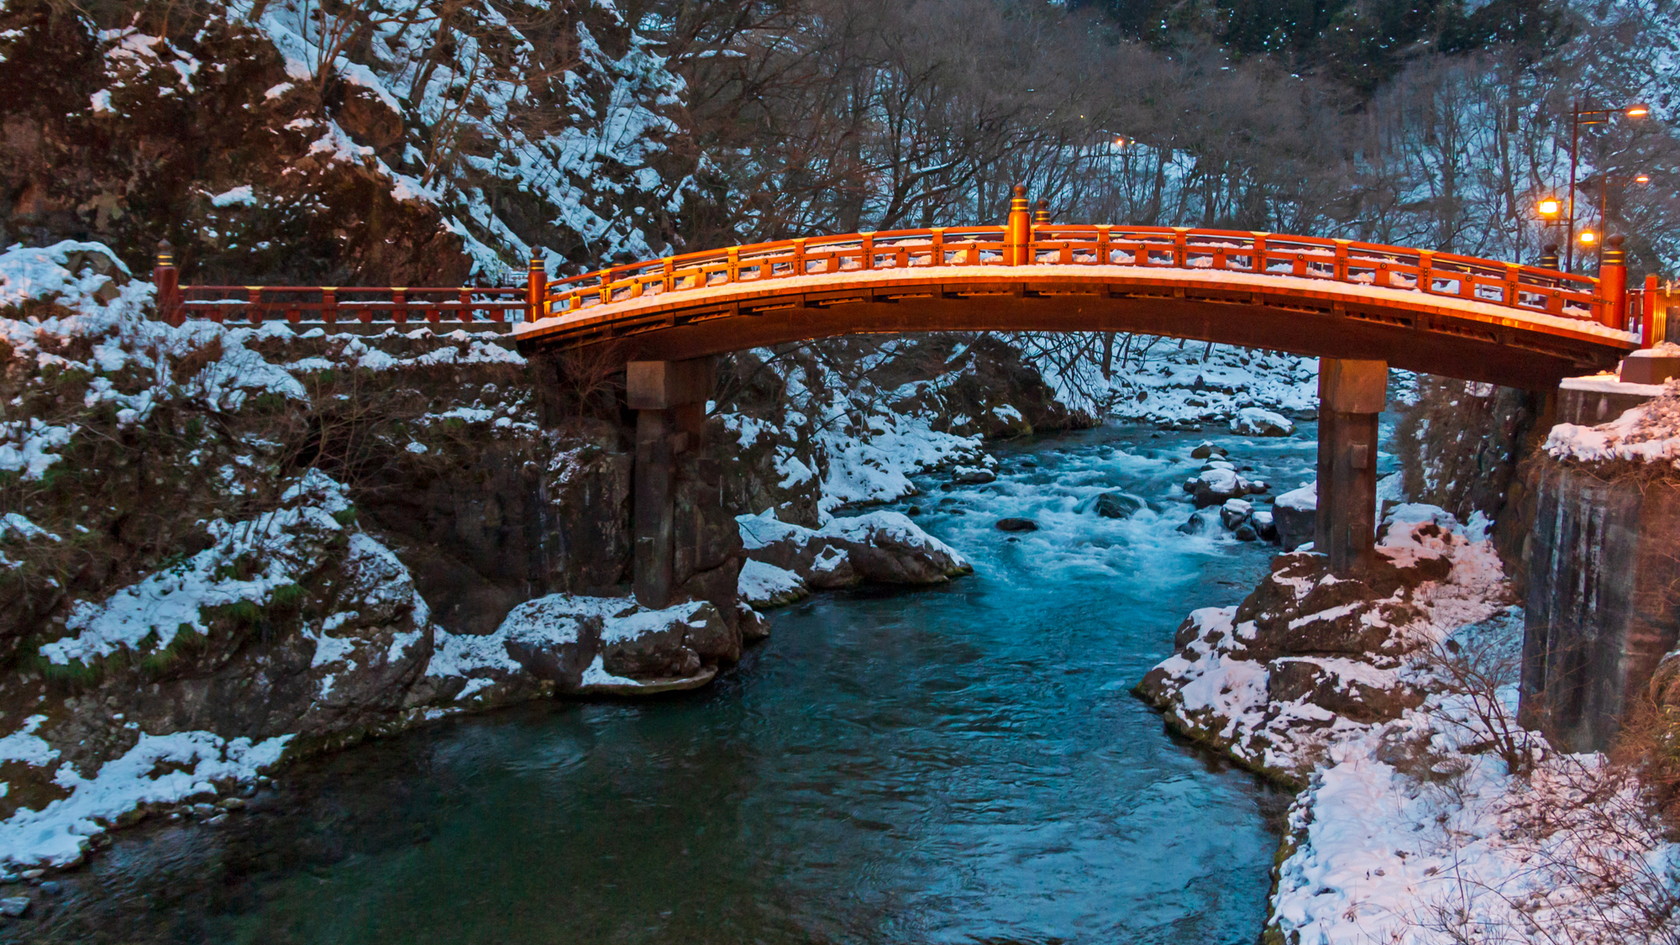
995;518;1039;532
1085;491;1145;519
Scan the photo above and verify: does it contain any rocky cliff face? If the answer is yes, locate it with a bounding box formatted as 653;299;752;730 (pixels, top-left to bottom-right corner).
0;0;690;281
1392;376;1546;572
1137;505;1513;783
1518;456;1680;751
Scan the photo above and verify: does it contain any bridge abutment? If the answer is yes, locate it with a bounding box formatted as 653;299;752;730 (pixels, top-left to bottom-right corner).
628;358;715;608
1316;358;1387;574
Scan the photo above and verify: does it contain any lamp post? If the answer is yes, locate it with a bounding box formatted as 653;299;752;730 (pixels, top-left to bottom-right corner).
1566;101;1651;270
1536;195;1564;268
1595;172;1651;243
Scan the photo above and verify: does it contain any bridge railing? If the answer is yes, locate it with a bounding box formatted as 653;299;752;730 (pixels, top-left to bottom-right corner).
537;225;1609;328
1628;275;1677;347
160;284;527;328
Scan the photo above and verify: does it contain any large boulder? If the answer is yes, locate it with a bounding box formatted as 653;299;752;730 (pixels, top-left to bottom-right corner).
1230;407;1296;437
1085;491;1145;519
1185;466;1258;508
1273;482;1317;551
737;510;972;598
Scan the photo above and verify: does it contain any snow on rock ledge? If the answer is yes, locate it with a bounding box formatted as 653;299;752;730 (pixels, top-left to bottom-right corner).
426;594;741;702
1546;378;1680;467
736;509;971;603
0;730;289;874
1137;504;1511;782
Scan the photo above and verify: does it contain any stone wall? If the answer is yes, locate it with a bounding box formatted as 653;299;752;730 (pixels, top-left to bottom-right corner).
1520;457;1680;750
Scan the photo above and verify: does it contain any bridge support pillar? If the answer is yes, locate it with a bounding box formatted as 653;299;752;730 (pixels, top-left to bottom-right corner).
628;358;714;608
1316;358;1387;574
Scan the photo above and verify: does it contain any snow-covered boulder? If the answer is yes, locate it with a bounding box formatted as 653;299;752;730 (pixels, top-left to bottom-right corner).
738;559;808;608
1183;465;1265;508
428;595;736;702
1219;497;1253;531
737;509;971;596
1138;504;1512;781
1229;406;1295;437
1273;481;1317;550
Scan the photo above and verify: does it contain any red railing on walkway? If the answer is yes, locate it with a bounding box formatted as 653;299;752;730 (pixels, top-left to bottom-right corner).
1628;274;1677;347
150;187;1642;337
538;225;1610;327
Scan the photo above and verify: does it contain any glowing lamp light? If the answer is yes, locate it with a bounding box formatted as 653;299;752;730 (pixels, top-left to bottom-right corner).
1578;229;1600;246
1626;104;1652;118
1636;174;1652;183
1537;197;1563;218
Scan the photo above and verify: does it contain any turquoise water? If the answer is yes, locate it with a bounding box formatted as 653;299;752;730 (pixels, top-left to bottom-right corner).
21;424;1317;945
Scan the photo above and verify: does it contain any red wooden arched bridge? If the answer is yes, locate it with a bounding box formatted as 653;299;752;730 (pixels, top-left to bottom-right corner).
153;188;1663;391
516;223;1645;392
150;189;1673;589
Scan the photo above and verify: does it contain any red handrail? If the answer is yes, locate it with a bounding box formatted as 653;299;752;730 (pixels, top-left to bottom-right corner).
149;226;1624;334
160;284;525;328
533;226;1608;328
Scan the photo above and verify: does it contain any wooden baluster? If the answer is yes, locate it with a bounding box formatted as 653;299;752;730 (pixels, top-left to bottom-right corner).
728;248;741;282
1374;261;1390;288
860;234;874;271
663;257;675;293
930;228;944;267
393;289;408;325
286;306;301;325
1097;226;1111;265
1504;265;1521;307
1251;233;1268;274
358;289;373;324
322;288;338;325
458;288;473;323
1546;286;1564;316
1292;252;1307;277
1214;247;1228;270
248;287;263;325
1172;228;1188;268
1333;240;1349;282
1459;267;1476;300
1418;251;1435;296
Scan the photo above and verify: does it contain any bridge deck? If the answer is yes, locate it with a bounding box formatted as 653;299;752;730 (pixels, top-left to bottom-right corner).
515;258;1637;389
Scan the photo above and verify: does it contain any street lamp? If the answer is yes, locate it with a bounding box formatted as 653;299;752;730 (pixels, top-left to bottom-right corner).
1593;172;1653;246
1566;101;1652;269
1535;196;1564;269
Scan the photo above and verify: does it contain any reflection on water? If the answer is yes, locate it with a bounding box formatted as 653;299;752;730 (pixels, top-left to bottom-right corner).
20;424;1317;945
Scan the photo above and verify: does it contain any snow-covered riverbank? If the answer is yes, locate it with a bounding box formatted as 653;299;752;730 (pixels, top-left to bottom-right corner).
1140;502;1680;944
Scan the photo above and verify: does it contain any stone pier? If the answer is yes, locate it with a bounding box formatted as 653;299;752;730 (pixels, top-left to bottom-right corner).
627;357;714;608
1316;359;1387;574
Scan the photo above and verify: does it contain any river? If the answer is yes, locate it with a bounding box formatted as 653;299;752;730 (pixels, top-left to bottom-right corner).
20;423;1326;945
